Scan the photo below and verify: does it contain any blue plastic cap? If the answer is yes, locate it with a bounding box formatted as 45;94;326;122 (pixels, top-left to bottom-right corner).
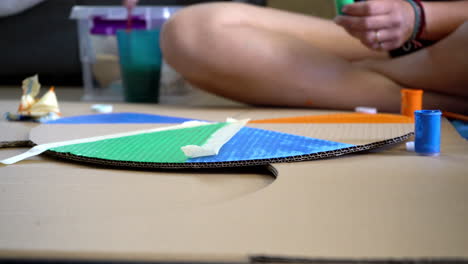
414;110;442;156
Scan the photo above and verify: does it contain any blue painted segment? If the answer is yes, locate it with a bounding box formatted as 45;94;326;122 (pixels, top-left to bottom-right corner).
188;127;354;162
45;112;197;124
451;120;468;140
415;110;442;155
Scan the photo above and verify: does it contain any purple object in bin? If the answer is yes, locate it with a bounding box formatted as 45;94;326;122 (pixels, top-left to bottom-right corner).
91;16;146;35
91;16;169;35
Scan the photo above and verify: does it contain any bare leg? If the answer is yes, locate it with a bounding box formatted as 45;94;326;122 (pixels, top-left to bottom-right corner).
163;3;385;61
161;3;467;113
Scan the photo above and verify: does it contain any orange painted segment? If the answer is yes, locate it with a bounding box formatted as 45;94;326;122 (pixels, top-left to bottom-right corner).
250;113;414;124
443;111;468;122
400;88;423;118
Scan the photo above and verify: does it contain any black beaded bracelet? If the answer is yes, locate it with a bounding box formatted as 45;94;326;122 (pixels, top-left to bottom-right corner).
406;0;422;41
413;0;426;39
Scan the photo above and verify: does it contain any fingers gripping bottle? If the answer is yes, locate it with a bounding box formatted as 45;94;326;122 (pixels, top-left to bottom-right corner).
335;0;366;15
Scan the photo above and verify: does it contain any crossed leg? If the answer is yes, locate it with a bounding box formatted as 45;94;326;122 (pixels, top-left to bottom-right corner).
161;3;468;113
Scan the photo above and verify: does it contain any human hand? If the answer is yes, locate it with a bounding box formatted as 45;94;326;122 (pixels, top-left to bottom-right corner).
334;0;415;51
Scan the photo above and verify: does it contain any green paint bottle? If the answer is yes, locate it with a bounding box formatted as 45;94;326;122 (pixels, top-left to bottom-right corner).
334;0;355;15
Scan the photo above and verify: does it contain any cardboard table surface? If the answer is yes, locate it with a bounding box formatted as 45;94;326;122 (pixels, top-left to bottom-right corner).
1;100;467;263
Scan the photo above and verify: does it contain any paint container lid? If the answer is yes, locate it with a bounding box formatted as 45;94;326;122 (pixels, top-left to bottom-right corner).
406;141;415;152
91;104;113;113
401;88;423;118
355;106;378;114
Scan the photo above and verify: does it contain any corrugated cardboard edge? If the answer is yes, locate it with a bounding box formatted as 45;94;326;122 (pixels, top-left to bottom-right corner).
0;249;247;264
0;140;35;148
41;133;413;169
250;255;468;263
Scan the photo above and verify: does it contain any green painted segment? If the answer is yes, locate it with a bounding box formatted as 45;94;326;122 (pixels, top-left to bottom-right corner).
50;123;228;163
335;0;354;15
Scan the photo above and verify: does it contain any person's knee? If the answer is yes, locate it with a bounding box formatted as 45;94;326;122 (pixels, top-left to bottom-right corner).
161;2;251;68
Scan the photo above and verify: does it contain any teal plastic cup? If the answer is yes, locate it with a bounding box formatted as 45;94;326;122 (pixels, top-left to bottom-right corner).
117;29;162;103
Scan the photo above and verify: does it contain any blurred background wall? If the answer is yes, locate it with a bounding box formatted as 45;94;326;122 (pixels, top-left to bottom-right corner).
268;0;335;18
0;0;335;86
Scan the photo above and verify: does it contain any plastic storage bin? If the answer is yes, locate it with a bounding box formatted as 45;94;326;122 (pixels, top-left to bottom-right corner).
70;6;181;102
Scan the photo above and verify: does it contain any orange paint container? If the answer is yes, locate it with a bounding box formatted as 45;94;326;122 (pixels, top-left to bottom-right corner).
401;89;423;118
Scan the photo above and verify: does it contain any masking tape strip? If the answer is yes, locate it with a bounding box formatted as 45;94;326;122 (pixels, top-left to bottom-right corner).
181;118;250;158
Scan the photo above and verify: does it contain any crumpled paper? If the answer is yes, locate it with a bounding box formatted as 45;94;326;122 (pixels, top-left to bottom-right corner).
5;75;61;122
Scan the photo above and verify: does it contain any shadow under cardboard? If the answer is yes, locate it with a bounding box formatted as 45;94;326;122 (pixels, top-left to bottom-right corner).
1;255;466;264
40;151;279;179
